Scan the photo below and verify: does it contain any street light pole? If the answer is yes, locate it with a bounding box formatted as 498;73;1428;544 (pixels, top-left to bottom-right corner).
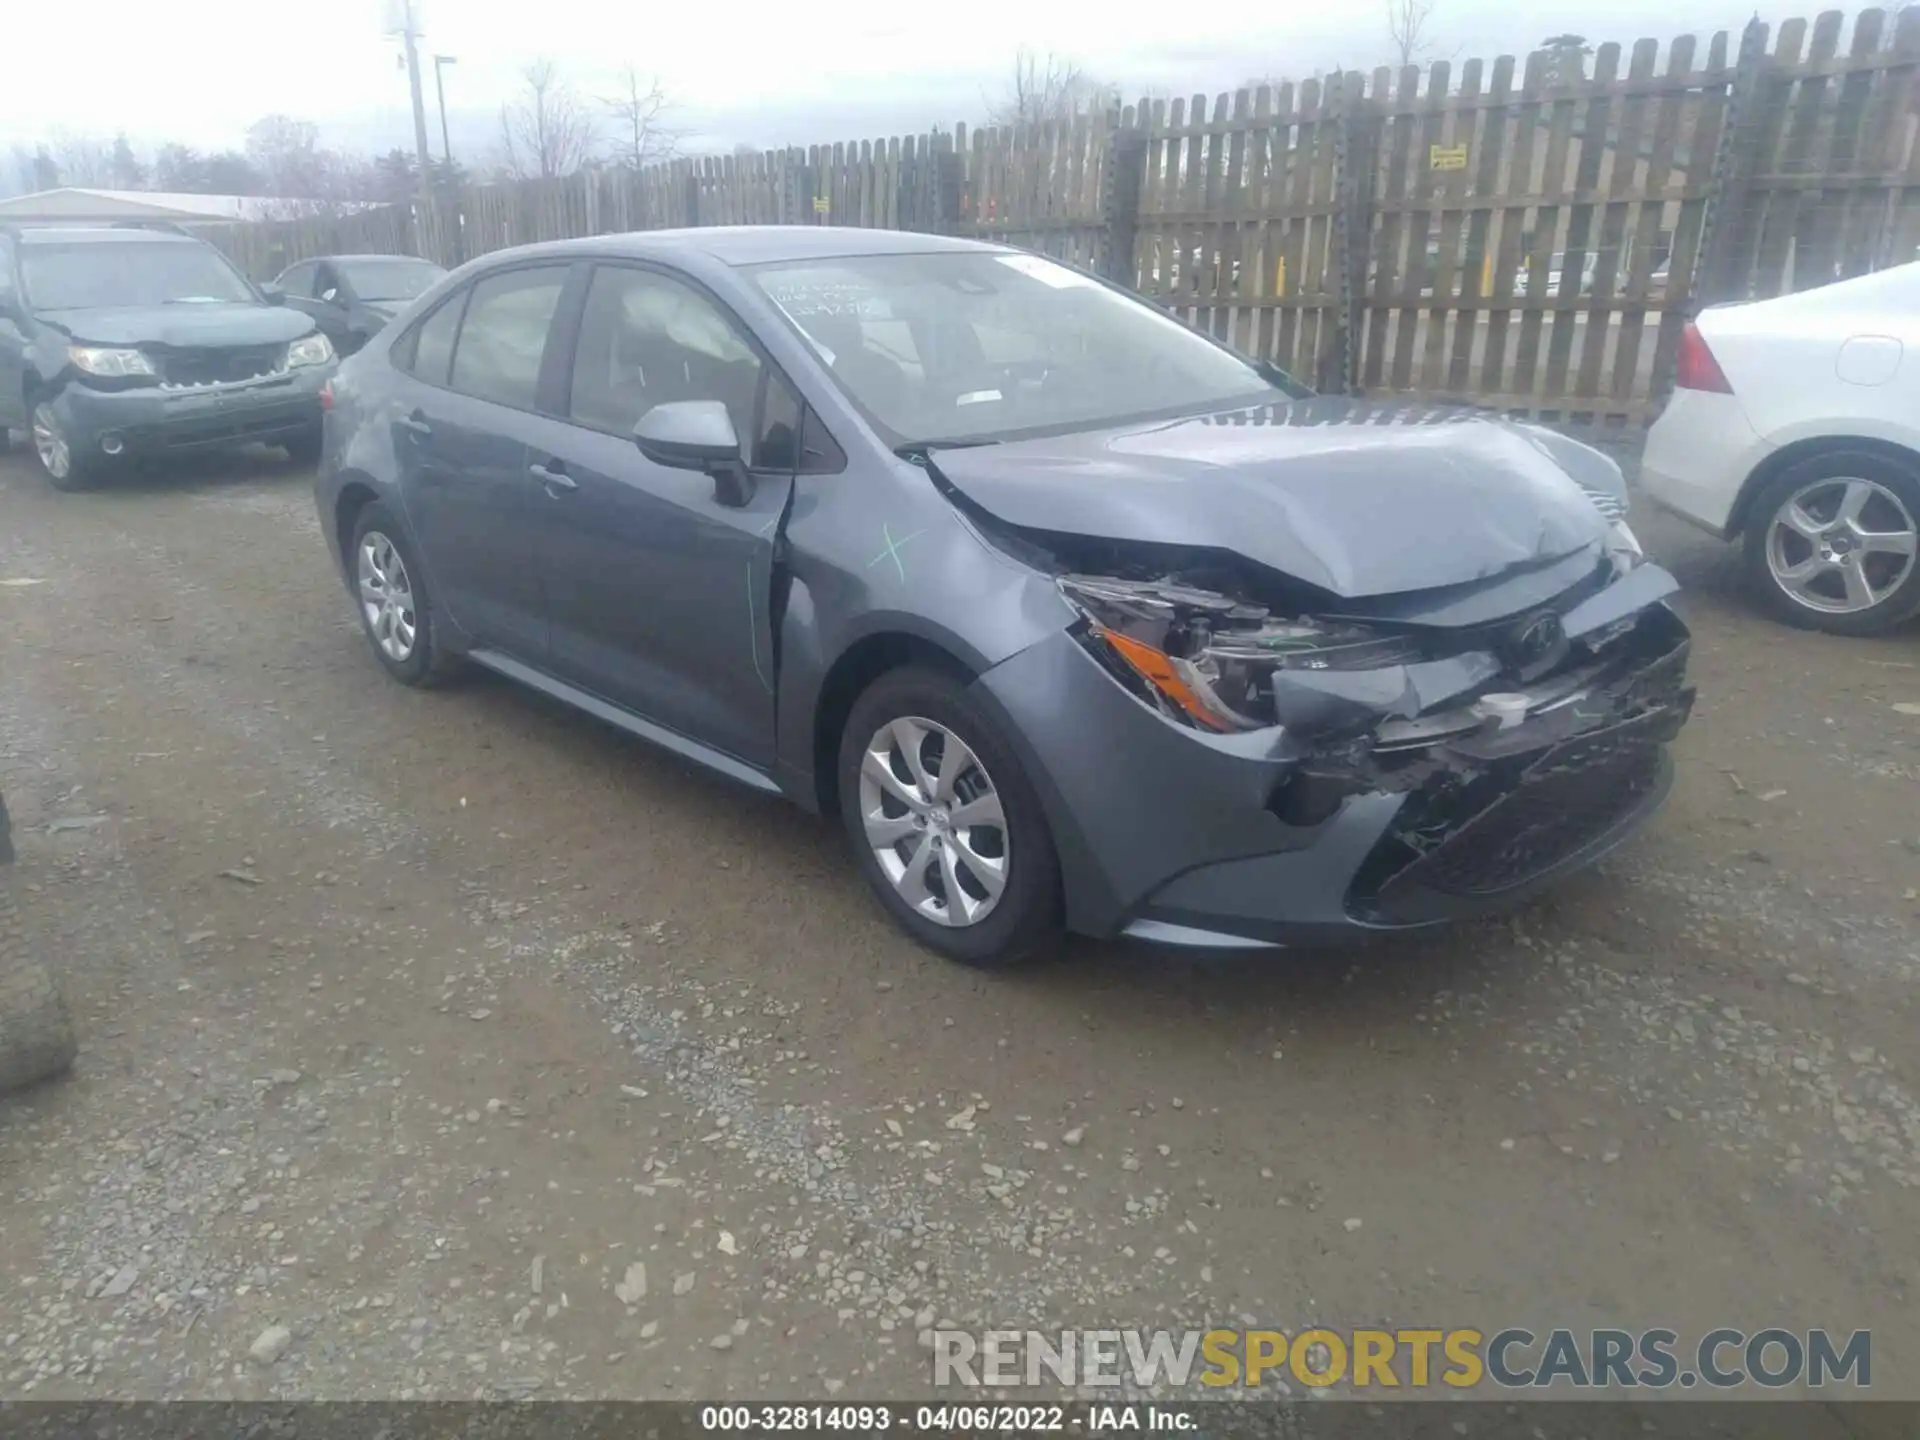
433;55;457;168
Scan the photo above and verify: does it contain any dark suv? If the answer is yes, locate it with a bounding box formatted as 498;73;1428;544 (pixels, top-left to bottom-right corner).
0;223;336;490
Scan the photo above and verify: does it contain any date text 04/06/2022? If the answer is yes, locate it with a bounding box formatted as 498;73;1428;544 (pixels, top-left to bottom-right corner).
696;1404;1188;1432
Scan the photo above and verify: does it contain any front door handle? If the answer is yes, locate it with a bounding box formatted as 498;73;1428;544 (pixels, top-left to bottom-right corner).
530;461;576;493
396;414;432;436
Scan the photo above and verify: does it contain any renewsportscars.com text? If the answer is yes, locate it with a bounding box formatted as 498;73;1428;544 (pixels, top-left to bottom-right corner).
931;1327;1871;1391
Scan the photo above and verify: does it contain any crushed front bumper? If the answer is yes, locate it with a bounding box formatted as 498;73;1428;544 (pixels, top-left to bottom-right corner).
53;367;331;460
973;564;1694;949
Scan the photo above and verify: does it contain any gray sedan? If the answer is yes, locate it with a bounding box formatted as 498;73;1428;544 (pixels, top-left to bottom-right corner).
313;226;1694;966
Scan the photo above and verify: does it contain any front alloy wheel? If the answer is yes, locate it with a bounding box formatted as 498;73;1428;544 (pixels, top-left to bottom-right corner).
30;401;97;492
1746;454;1920;636
859;716;1010;928
838;667;1060;968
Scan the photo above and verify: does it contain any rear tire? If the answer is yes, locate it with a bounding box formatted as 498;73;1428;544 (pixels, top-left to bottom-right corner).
348;502;460;687
30;398;102;493
837;666;1061;968
1742;450;1920;637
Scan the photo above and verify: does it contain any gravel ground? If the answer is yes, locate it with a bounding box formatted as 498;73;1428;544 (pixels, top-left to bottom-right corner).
0;440;1916;1401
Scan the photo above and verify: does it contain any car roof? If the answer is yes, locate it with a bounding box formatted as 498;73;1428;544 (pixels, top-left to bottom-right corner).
305;253;442;264
13;226;202;246
497;225;1009;269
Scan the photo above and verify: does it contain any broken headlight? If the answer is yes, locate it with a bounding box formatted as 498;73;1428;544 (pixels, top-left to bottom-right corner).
1605;519;1644;575
1059;574;1421;732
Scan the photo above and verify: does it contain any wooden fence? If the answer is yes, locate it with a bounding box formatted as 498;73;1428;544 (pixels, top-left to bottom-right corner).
209;6;1920;427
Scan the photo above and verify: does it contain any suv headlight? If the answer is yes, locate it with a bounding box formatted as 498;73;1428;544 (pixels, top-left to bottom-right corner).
287;333;335;368
1060;575;1421;733
68;345;155;378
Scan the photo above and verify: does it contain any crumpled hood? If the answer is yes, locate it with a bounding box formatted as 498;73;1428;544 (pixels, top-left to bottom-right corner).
37;304;316;349
929;399;1617;599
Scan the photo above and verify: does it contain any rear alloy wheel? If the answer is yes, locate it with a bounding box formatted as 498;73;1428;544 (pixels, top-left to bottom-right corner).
1745;452;1920;636
838;667;1060;968
349;502;458;686
30;400;100;493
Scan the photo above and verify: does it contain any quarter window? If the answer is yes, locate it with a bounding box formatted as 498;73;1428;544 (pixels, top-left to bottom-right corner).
399;290;467;387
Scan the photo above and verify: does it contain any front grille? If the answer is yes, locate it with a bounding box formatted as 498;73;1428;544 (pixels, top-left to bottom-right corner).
1352;703;1682;919
161;346;287;388
1392;737;1664;897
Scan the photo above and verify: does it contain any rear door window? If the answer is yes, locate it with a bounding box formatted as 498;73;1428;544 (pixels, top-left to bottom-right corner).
446;266;569;411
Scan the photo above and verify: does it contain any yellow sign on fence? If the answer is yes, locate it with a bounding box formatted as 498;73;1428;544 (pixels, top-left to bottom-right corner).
812;196;830;214
1430;144;1469;171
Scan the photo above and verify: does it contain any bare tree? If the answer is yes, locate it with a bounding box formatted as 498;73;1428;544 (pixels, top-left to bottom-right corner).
48;131;115;188
1386;0;1436;67
498;58;598;180
601;65;681;170
245;115;342;205
986;47;1119;128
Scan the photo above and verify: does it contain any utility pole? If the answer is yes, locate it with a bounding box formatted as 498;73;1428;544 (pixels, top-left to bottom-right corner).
388;0;437;258
433;55;458;167
396;0;434;173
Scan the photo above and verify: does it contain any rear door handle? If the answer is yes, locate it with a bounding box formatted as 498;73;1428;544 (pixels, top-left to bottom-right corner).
530;462;576;493
396;414;432;436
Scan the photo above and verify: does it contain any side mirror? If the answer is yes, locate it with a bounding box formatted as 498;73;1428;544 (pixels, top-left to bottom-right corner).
259;283;287;306
634;400;754;507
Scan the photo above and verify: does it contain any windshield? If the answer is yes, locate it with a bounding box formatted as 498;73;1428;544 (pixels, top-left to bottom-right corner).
749;251;1302;446
338;258;445;302
20;242;256;310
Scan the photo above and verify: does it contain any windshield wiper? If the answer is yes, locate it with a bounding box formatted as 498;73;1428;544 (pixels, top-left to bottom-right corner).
894;438;999;459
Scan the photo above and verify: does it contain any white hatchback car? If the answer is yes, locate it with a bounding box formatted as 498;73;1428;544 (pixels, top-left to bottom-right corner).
1640;262;1920;635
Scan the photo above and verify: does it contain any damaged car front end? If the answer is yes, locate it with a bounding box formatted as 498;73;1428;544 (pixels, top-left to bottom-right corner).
1047;553;1691;943
921;408;1695;951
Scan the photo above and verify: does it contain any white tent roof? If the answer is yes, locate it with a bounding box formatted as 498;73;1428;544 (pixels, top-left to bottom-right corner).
0;188;358;223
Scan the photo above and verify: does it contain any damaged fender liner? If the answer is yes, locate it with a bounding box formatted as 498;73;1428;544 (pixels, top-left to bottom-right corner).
1328;609;1695;922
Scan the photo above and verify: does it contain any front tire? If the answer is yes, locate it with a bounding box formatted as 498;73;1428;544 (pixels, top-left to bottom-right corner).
348;502;459;687
1743;451;1920;636
30;398;101;493
837;666;1061;968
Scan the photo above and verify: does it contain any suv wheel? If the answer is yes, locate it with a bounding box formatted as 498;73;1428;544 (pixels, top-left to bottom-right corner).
31;399;101;493
349;502;459;686
1744;450;1920;636
837;667;1061;968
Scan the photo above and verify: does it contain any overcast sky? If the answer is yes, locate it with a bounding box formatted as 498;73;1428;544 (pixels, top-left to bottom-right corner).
3;0;1837;168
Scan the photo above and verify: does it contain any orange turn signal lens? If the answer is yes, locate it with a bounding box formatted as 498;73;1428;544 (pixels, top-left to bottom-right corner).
1092;626;1232;731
